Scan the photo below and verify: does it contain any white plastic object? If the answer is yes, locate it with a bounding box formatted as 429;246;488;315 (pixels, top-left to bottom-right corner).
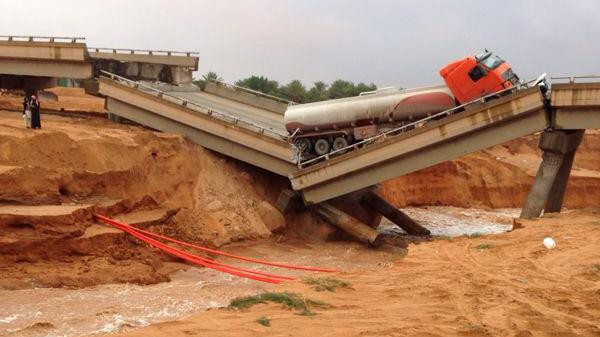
543;237;556;249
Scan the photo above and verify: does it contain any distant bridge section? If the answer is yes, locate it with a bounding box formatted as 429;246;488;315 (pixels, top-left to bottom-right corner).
88;47;199;85
0;36;91;89
0;35;199;91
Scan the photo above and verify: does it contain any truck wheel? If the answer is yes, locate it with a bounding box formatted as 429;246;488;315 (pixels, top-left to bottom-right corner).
294;138;312;154
332;137;349;154
314;138;331;156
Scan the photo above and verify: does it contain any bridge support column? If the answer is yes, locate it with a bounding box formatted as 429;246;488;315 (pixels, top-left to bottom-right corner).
362;191;430;236
520;130;584;219
313;203;384;247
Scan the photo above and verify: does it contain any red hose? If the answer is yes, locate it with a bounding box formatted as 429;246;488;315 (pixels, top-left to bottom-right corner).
98;215;294;280
113;220;283;283
95;214;340;273
96;215;283;283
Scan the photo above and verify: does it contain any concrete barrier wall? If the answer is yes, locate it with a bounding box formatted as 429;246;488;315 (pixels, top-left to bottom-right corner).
204;81;288;115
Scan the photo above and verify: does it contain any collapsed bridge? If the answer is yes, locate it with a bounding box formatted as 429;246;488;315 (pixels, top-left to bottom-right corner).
2;35;599;245
96;71;600;243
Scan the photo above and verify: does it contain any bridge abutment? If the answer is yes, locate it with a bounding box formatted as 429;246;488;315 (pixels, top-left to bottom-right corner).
520;129;584;219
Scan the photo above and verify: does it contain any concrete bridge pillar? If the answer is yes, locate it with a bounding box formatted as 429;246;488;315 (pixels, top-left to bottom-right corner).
276;189;385;245
520;129;584;219
313;202;384;247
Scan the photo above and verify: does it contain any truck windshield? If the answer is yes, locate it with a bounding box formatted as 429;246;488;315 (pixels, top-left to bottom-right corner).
479;54;504;69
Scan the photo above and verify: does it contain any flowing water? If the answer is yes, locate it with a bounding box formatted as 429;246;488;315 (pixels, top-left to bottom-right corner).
0;207;518;337
380;206;518;237
0;241;397;337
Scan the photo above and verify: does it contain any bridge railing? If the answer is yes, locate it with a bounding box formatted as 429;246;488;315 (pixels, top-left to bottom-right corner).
89;47;199;57
100;70;289;140
296;74;547;168
0;35;85;43
207;78;297;105
551;74;600;83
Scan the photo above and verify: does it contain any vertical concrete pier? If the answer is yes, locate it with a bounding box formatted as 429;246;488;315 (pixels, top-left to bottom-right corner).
520;130;584;219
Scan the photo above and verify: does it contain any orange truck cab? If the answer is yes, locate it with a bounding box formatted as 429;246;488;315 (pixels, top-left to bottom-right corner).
439;50;520;104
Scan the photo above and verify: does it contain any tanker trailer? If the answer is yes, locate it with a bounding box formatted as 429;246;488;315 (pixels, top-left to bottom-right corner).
285;85;455;156
284;49;519;157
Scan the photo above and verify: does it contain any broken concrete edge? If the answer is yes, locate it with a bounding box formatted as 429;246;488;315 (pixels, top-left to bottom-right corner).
538;129;585;154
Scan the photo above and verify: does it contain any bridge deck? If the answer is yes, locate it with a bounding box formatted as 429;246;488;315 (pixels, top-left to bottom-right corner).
88;48;199;69
551;82;600;129
166;91;286;134
98;75;600;205
98;74;296;176
290;86;549;204
0;39;91;78
0;36;199;80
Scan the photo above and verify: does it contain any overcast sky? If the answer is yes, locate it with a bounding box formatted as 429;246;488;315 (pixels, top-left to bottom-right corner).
1;1;598;87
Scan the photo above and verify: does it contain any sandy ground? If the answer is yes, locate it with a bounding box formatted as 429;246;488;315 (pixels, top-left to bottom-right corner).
108;211;600;337
0;109;288;290
1;90;599;337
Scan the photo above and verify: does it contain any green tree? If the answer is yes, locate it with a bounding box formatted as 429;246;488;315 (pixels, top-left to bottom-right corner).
203;71;222;82
235;75;280;96
353;82;377;96
279;79;307;103
327;79;356;99
305;81;329;103
193;71;222;90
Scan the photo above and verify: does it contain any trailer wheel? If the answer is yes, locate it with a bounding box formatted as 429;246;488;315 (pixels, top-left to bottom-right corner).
294;138;312;154
332;137;349;154
314;138;331;156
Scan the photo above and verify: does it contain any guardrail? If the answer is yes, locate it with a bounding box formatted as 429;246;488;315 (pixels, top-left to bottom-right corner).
100;70;289;140
208;78;297;105
551;74;600;83
0;35;85;43
89;47;199;57
295;74;547;168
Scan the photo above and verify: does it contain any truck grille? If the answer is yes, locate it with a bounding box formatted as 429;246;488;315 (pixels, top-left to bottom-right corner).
502;68;520;85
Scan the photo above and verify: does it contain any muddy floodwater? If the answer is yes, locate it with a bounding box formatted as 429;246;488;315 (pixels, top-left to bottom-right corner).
396;206;518;236
0;207;518;337
0;241;400;337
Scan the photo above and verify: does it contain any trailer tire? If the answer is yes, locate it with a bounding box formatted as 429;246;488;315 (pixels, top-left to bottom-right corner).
314;138;331;156
294;138;312;154
332;137;349;154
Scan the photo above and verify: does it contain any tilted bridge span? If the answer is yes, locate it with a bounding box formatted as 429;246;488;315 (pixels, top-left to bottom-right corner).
2;35;598;244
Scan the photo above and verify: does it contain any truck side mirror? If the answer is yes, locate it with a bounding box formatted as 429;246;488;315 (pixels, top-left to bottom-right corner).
468;64;487;82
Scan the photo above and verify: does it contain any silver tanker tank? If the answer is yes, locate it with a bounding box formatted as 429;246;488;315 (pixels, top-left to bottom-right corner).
284;85;456;156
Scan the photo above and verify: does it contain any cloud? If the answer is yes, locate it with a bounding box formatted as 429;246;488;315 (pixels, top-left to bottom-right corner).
1;0;598;87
